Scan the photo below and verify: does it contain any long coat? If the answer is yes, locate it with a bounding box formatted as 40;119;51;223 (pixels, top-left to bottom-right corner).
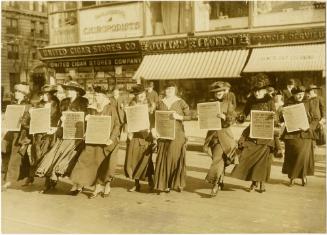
4;99;32;183
124;98;155;181
281;97;316;179
231;95;276;182
70;102;121;186
154;98;191;191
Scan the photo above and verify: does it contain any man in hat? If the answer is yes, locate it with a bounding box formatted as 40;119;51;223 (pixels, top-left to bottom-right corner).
283;79;296;103
109;86;126;132
145;81;159;108
224;82;237;109
306;84;325;125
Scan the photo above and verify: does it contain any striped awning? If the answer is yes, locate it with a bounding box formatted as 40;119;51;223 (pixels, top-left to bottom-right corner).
243;44;325;73
133;49;249;80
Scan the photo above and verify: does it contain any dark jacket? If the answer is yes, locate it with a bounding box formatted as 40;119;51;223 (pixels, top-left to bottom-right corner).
110;96;125;125
282;89;293;102
204;97;236;155
240;94;276;147
280;97;318;140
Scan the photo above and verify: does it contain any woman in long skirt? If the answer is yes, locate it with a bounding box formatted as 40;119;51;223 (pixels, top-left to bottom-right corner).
35;81;88;194
154;82;191;193
70;86;121;198
124;85;155;192
2;83;32;189
203;81;236;196
280;86;316;186
231;73;276;193
28;85;61;192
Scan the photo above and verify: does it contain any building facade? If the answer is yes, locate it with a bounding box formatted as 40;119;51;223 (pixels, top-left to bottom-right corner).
39;1;326;109
1;1;49;100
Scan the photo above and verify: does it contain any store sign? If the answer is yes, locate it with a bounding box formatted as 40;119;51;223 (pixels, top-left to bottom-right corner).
250;27;325;45
39;41;140;59
141;34;250;52
141;27;325;53
46;56;142;68
79;2;143;42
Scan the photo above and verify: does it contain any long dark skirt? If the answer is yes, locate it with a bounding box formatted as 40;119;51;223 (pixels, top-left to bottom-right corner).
30;133;56;176
70;143;119;186
35;139;83;179
124;138;154;181
5;132;30;183
205;144;224;184
282;138;314;179
231;141;272;182
154;136;187;191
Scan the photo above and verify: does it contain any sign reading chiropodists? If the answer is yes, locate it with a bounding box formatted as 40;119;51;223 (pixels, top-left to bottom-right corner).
79;2;143;42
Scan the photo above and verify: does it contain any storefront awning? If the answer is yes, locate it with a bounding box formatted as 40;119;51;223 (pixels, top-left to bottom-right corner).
243;44;325;73
133;49;249;80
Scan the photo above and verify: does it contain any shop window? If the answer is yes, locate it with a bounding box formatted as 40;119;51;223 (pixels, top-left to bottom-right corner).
6;18;18;34
9;73;20;92
253;1;325;27
7;45;19;59
39;22;46;37
148;1;193;35
82;1;96;8
31;47;38;60
209;1;249;30
33;1;38;11
65;2;77;10
30;21;36;36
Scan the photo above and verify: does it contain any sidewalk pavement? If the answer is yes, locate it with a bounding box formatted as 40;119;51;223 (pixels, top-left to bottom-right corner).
2;148;326;233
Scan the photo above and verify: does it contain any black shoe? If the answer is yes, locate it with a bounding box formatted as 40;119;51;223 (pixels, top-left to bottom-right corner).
69;189;82;196
248;182;257;192
218;182;224;190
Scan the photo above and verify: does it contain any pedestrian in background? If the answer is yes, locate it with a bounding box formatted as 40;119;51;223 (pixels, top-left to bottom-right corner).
145;81;159;108
124;85;155;192
70;86;121;199
2;83;32;190
224;82;237;109
280;86;317;186
110;86;126;133
231;73;276;193
203;81;236;196
282;79;296;103
153;82;191;193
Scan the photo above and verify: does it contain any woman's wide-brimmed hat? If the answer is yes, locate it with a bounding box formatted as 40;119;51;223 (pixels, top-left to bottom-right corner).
306;84;321;92
93;85;107;94
14;82;30;95
131;84;146;95
291;86;306;94
209;81;227;92
251;73;270;91
41;84;57;94
62;81;86;96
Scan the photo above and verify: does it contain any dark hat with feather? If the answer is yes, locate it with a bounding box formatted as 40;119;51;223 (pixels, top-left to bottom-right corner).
251;73;270;91
131;84;146;95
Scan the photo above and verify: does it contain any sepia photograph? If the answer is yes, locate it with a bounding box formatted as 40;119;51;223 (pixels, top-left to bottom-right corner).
0;0;326;233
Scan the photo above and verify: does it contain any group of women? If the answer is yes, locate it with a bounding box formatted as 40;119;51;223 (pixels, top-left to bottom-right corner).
1;73;323;198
